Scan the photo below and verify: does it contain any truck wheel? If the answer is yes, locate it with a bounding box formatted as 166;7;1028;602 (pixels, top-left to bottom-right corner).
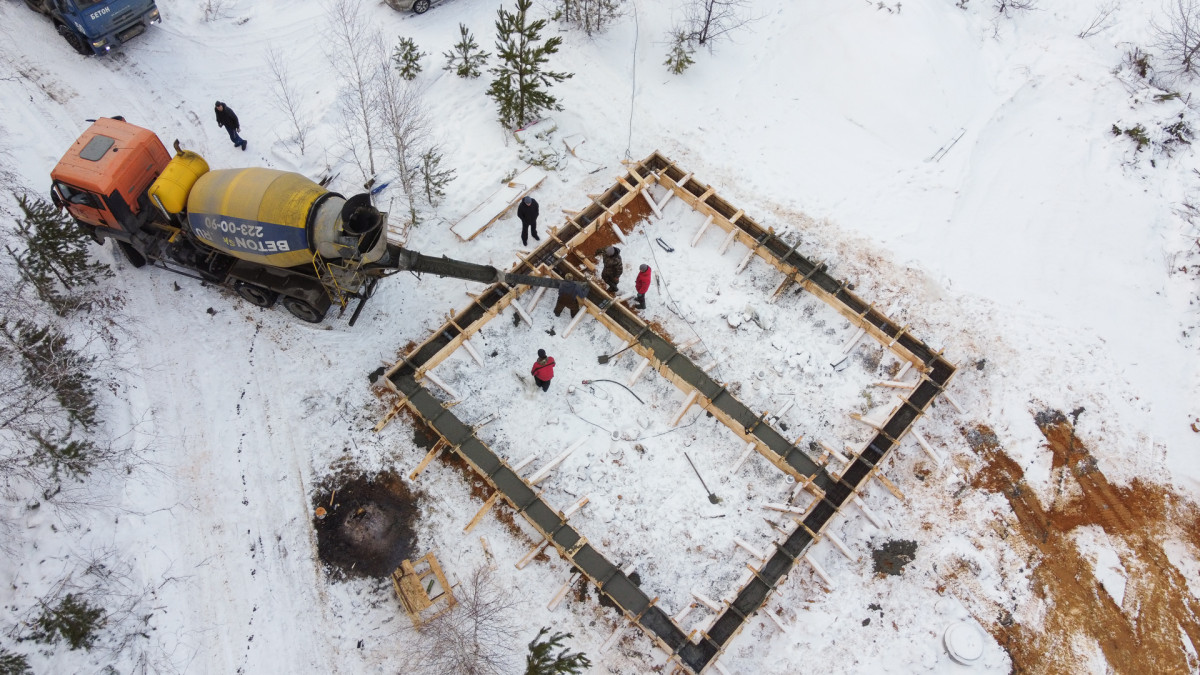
117;241;147;268
234;281;279;308
413;0;430;13
281;297;327;323
57;25;90;56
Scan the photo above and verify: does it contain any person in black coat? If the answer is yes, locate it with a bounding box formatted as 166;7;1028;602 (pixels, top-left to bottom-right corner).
214;101;248;151
518;195;539;246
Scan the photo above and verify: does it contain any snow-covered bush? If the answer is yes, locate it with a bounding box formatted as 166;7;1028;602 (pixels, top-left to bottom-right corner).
554;0;624;36
393;36;426;81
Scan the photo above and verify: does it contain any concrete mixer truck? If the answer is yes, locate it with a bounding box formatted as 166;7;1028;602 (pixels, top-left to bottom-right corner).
50;117;580;324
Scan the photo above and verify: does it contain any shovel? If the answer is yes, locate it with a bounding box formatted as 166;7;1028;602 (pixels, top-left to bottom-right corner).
598;327;648;364
684;452;722;504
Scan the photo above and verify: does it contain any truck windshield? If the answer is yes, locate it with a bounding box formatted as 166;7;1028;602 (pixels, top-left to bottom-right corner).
55;182;102;209
75;0;106;8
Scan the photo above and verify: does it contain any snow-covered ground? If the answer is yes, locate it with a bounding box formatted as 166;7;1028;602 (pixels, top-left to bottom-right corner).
0;0;1197;673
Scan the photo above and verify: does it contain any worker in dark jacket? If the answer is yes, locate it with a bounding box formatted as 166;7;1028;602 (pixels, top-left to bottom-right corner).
214;101;248;151
553;275;587;318
634;264;652;309
518;195;540;246
531;349;555;392
600;246;623;293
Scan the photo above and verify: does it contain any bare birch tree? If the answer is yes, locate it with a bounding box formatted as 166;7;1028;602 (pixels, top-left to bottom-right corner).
1154;0;1200;78
377;65;430;224
265;46;312;155
326;0;384;180
681;0;753;49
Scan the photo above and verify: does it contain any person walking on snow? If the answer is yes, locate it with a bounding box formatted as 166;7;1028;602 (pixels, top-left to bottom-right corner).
554;274;587;318
600;246;623;293
214;101;248;151
518;195;540;246
635;264;652;309
531;349;555;392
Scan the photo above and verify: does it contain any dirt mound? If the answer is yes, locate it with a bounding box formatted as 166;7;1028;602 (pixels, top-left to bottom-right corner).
313;471;421;579
963;412;1200;674
871;539;918;576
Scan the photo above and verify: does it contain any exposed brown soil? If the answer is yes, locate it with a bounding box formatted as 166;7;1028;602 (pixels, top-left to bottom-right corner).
565;191;653;272
312;470;421;579
963;412;1200;674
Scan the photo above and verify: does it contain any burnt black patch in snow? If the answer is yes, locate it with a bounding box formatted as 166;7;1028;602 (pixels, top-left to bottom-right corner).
871;539;918;577
313;471;421;579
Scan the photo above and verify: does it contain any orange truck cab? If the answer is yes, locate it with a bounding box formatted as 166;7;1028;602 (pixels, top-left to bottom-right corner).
50;117;170;243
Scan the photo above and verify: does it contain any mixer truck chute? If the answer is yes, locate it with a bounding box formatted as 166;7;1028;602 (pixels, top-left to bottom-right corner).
51;118;583;325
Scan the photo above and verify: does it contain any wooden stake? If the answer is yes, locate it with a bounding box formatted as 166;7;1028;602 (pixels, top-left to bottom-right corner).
673;602;698;623
463;491;502;533
600;621;627;653
734;245;758;275
671;390;700;426
691;215;714;247
824;529;858;562
422;370;460;400
943;392;966;415
911;428;942;464
563;309;589;337
805;555;834;589
840;326;866;354
627;358;651;386
408;440;448;480
718;229;739;255
461;339;485;366
610;222;627;244
730;441;756;475
657;189;676;213
563;495;590;518
515;539;548;569
678;336;701;351
873;469;906;501
511;450;542;473
734;537;767;561
527;286;549;313
529;437;587;485
894;361;912;381
855;497;885;529
641;189;663;219
547;572;580;611
872;380;916;389
764;609;789;632
763;502;805;515
511;298;533;326
691;591;722;613
480;536;495;568
818;441;850;464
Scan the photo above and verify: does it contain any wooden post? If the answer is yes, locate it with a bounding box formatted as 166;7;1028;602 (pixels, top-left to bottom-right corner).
734;245;758;275
657;189;676;213
943;392;966;415
463;491;502;533
691;215;714;247
529;437;587;485
911;428;942;464
872;380;916;389
600;621;628;653
763;503;805;515
671;390;700;426
563;495;590;518
894;361;912;381
480;536;496;568
610;222;627;244
512;450;542;473
408;440;448;480
673;602;698;623
763;609;789;632
678;336;701;351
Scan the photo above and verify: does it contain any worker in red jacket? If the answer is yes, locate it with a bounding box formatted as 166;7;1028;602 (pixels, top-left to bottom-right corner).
635;263;652;309
531;349;555;392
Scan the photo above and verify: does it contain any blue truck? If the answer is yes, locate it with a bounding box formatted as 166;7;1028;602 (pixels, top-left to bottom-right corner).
25;0;161;56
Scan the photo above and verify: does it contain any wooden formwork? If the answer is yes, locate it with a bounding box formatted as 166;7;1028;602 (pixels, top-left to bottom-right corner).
378;151;957;675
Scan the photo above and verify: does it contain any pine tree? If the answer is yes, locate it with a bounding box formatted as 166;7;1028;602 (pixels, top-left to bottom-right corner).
420;148;457;206
524;627;590;675
0;647;31;675
665;29;695;74
392;36;426;81
556;0;624;35
443;23;490;78
30;594;106;651
487;0;573;130
0;318;100;431
8;194;111;315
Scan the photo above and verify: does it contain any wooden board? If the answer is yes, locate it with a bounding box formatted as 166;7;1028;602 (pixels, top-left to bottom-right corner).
451;166;547;241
